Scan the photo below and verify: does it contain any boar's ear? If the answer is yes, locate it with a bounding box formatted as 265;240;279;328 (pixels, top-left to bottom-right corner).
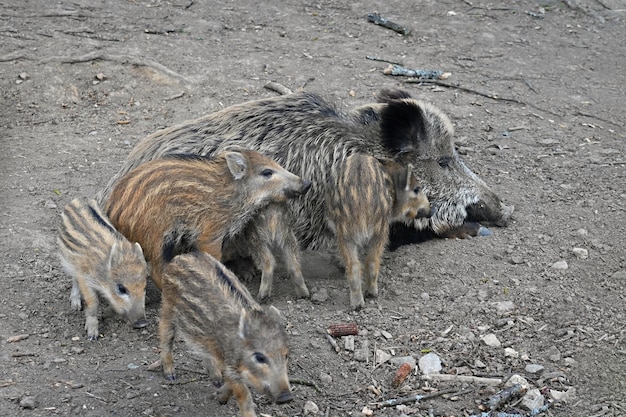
376;89;412;103
107;242;120;269
238;308;251;340
380;100;427;158
225;151;248;180
134;242;144;258
266;305;284;327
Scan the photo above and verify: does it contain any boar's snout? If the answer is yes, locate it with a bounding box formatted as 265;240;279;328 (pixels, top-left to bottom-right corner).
416;206;432;219
132;317;148;329
466;200;514;227
276;390;293;404
286;179;312;198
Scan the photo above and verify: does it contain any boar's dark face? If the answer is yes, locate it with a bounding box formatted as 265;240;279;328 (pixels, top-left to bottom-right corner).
377;90;514;235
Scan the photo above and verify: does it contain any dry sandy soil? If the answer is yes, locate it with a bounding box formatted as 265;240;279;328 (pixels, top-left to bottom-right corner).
1;0;625;416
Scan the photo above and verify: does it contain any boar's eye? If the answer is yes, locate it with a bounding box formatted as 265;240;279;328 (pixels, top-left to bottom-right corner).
261;169;274;178
116;284;129;296
438;156;452;168
253;352;268;365
413;186;421;194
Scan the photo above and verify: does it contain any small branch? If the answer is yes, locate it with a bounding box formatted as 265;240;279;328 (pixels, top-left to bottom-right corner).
325;333;341;353
406;79;562;117
366;12;411;35
290;378;322;393
264;81;293;95
371;387;470;408
39;52;191;85
366;55;404;66
85;392;108;403
421;373;503;385
384;64;450;80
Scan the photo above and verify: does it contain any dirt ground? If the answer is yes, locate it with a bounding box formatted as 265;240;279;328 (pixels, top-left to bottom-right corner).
1;0;625;416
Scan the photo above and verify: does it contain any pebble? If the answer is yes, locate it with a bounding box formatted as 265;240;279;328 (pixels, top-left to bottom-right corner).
521;388;544;411
505;374;530;389
418;352;442;375
343;335;355;351
474;359;486;368
572;247;588;259
504;347;519;358
420;292;430;301
319;372;332;385
611;270;626;280
493;300;515;313
550;387;576;403
44;199;58;209
481;333;501;347
20;396;37;409
375;349;391;364
389;355;416;369
353;340;369;362
71;347;84;354
574;228;588;236
550;260;568;270
310;288;329;303
380;330;392;339
525;364;544;374
303;400;319;415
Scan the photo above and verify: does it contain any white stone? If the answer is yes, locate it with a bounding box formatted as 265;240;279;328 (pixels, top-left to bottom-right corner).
343;335;355;351
551;260;568;270
418;352;442;375
493;300;515;312
505;374;530;390
525;364;544;374
521;388;544;411
550;387;576;403
481;333;501;347
375;349;391;365
303;400;319;415
381;330;392;339
504;347;519;358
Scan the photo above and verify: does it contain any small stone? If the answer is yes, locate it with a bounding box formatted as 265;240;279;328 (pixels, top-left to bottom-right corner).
20;396;37;409
521;388;544;411
481;333;501;347
343;335;355;351
95;73;106;81
311;287;329;303
505;374;530;390
18;72;30;80
353;340;369;362
510;256;524;265
547;346;561;362
361;406;374;416
525;364;544;374
303;400;319;415
380;330;392;339
127;363;139;370
44;199;58;209
575;228;588;236
474;359;487;368
549;387;576;403
71;336;80;342
493;300;515;313
389;355;416;369
418;352;442;375
611;270;626;280
572;248;588;259
504;347;519;358
550;260;568;270
375;349;391;365
71;347;84;354
563;357;577;367
420;292;430;301
319;372;332;385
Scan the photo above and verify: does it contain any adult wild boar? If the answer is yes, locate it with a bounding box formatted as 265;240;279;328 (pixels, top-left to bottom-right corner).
99;89;512;247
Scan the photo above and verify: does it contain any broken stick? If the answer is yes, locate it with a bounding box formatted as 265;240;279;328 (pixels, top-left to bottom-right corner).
422;373;503;385
371;387;470;408
366;13;411;35
384;64;450;80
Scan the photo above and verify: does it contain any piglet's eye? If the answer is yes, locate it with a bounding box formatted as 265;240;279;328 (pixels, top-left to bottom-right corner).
253;352;268;364
116;284;129;296
261;169;274;178
413;186;421;194
438;156;452;168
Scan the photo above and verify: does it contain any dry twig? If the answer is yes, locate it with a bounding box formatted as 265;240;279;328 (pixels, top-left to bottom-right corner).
264;81;293;95
39;52;191;85
371;387;471;408
422;373;503;385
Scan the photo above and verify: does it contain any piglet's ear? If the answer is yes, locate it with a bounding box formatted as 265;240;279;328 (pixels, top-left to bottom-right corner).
266;305;284;327
376;89;412;103
379;100;426;158
238;308;250;340
225;151;248;180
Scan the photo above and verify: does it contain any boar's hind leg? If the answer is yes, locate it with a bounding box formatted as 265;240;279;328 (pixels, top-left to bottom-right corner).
158;301;177;382
256;244;277;303
364;233;387;299
338;239;365;310
281;239;309;299
70;278;82;310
